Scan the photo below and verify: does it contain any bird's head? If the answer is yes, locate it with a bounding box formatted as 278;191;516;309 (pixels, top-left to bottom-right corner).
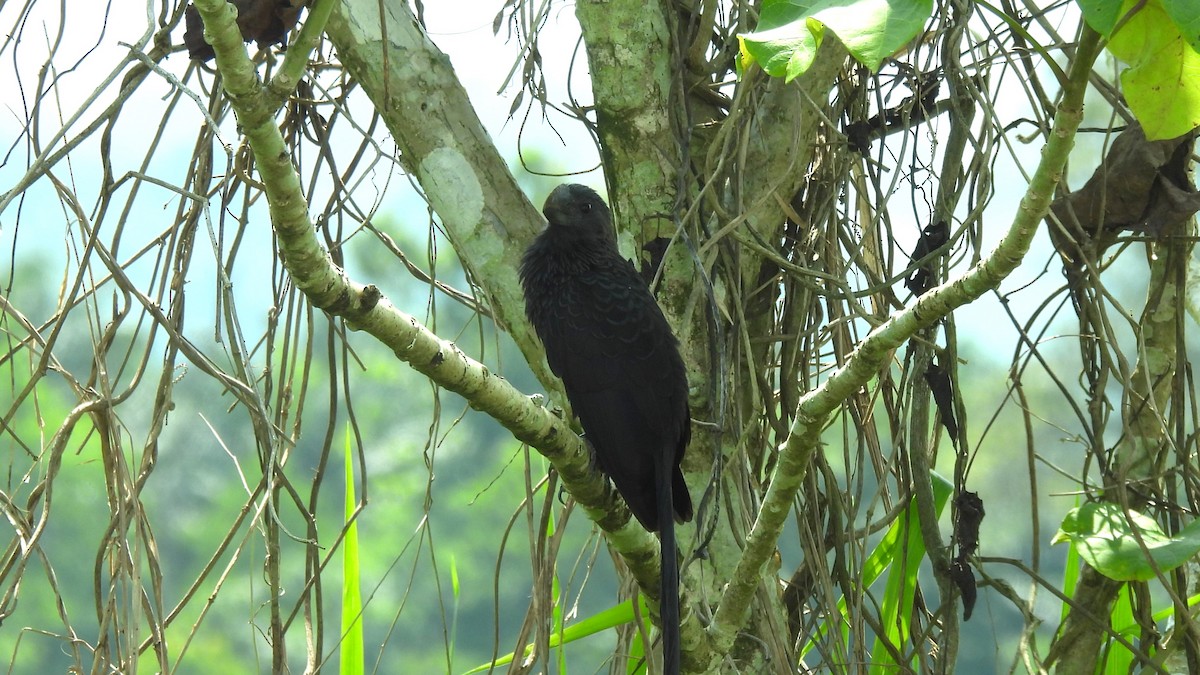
542;184;616;245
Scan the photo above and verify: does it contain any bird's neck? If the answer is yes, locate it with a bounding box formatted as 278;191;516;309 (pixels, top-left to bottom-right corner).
539;228;618;270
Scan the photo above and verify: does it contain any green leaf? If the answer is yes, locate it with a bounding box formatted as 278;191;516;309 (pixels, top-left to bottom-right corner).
1077;0;1124;34
1053;502;1200;581
547;513;567;673
1105;587;1137;673
1059;503;1082;623
869;471;952;671
738;0;934;81
798;472;953;663
1104;0;1200;140
627;629;646;675
1162;0;1200;54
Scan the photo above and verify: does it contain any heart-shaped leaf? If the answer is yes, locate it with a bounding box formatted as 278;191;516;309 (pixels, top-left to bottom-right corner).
1053;502;1200;582
739;0;933;81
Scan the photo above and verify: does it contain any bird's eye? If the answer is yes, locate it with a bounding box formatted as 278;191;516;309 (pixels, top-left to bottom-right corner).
581;202;592;213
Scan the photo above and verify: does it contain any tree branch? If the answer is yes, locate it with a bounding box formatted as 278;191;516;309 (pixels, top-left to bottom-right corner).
191;0;679;645
324;0;554;388
267;0;337;105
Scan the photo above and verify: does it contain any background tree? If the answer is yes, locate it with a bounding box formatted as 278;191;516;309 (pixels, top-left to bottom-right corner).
0;1;1197;674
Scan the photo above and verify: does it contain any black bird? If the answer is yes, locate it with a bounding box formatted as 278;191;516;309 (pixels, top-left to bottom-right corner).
520;184;692;673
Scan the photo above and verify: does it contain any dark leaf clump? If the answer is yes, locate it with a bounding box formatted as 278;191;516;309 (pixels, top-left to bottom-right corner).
924;358;958;438
904;220;949;296
950;490;985;621
1048;123;1200;271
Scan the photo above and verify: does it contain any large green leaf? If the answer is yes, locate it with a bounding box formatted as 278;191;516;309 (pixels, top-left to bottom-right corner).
1076;0;1123;34
1053;502;1200;582
1077;0;1200;53
739;0;933;81
1103;0;1200;139
1163;0;1200;53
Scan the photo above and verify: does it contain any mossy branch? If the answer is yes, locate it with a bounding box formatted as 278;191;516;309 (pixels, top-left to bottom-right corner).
190;0;676;637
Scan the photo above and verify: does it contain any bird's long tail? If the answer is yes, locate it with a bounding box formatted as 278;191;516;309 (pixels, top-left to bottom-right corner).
657;460;680;675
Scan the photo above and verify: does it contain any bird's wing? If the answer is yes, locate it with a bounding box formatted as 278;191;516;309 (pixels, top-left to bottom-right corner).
540;258;685;409
537;258;689;529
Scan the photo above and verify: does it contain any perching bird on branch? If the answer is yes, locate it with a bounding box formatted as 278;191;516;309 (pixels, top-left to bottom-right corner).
520;183;692;674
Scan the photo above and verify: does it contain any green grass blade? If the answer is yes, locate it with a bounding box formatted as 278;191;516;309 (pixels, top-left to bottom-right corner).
627;627;646;675
547;513;567;674
867;473;952;673
798;472;952;668
1101;586;1136;674
341;427;365;675
461;596;649;674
